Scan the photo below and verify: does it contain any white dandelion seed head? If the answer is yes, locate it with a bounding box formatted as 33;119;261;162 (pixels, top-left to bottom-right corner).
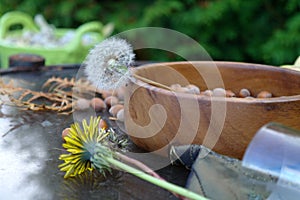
84;37;135;90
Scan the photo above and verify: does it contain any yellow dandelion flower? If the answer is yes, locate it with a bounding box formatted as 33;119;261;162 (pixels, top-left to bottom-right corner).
59;116;112;178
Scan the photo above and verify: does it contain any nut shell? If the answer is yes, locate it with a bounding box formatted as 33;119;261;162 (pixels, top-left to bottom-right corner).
226;90;236;97
101;90;113;99
104;96;119;107
170;84;182;90
202;90;213;96
170;84;187;93
90;97;106;111
185;84;200;94
62;128;70;140
117;108;124;122
109;104;124;116
257;91;272;98
212;88;226;97
75;98;90;110
174;87;189;93
99;119;108;130
116;87;125;101
239;89;251;98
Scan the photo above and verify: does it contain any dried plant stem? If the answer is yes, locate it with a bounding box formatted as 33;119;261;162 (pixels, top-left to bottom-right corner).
109;117;118;121
106;157;206;200
133;74;173;91
0;76;105;114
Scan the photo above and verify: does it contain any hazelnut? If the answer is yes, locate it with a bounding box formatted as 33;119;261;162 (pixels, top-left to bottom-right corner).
90;97;106;111
117;108;124;122
62;128;70;140
257;91;272;98
170;84;187;93
239;89;251;98
101;90;113;99
174;87;189;93
202;90;213;96
170;84;189;93
170;84;182;91
104;96;119;107
99;119;108;130
226;90;236;97
75;98;90;110
116;87;125;101
185;84;200;94
212;88;226;97
109;104;124;116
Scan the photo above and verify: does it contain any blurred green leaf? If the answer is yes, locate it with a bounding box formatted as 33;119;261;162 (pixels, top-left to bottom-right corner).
0;0;299;65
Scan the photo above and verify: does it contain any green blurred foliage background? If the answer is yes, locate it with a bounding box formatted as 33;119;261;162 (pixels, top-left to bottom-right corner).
0;0;299;65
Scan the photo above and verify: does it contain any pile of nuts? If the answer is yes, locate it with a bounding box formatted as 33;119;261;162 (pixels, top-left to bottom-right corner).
62;84;274;139
170;84;272;98
62;87;125;140
75;87;125;121
74;83;273;125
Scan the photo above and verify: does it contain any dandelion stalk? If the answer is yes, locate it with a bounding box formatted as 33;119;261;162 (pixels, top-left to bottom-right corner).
106;157;206;200
59;116;207;200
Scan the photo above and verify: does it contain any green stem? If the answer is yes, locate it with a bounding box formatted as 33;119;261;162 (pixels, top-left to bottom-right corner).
106;157;208;200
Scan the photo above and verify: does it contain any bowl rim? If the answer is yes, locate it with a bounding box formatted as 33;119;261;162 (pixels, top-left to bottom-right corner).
130;61;300;104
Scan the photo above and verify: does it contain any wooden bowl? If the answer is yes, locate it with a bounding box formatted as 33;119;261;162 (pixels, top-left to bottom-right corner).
124;61;300;159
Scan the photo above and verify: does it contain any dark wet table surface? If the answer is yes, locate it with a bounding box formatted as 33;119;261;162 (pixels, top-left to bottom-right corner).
0;65;189;200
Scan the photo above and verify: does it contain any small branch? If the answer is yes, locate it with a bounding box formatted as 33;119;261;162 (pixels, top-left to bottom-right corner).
109;117;118;121
133;74;173;91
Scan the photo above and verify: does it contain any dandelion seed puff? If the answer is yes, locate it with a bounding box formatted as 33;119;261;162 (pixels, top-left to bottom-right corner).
84;37;135;90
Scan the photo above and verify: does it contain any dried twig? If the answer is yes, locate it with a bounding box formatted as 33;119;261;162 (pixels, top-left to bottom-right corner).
0;77;103;115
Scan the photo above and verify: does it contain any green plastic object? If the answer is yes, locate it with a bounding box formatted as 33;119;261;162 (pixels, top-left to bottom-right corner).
0;11;106;68
281;56;300;71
